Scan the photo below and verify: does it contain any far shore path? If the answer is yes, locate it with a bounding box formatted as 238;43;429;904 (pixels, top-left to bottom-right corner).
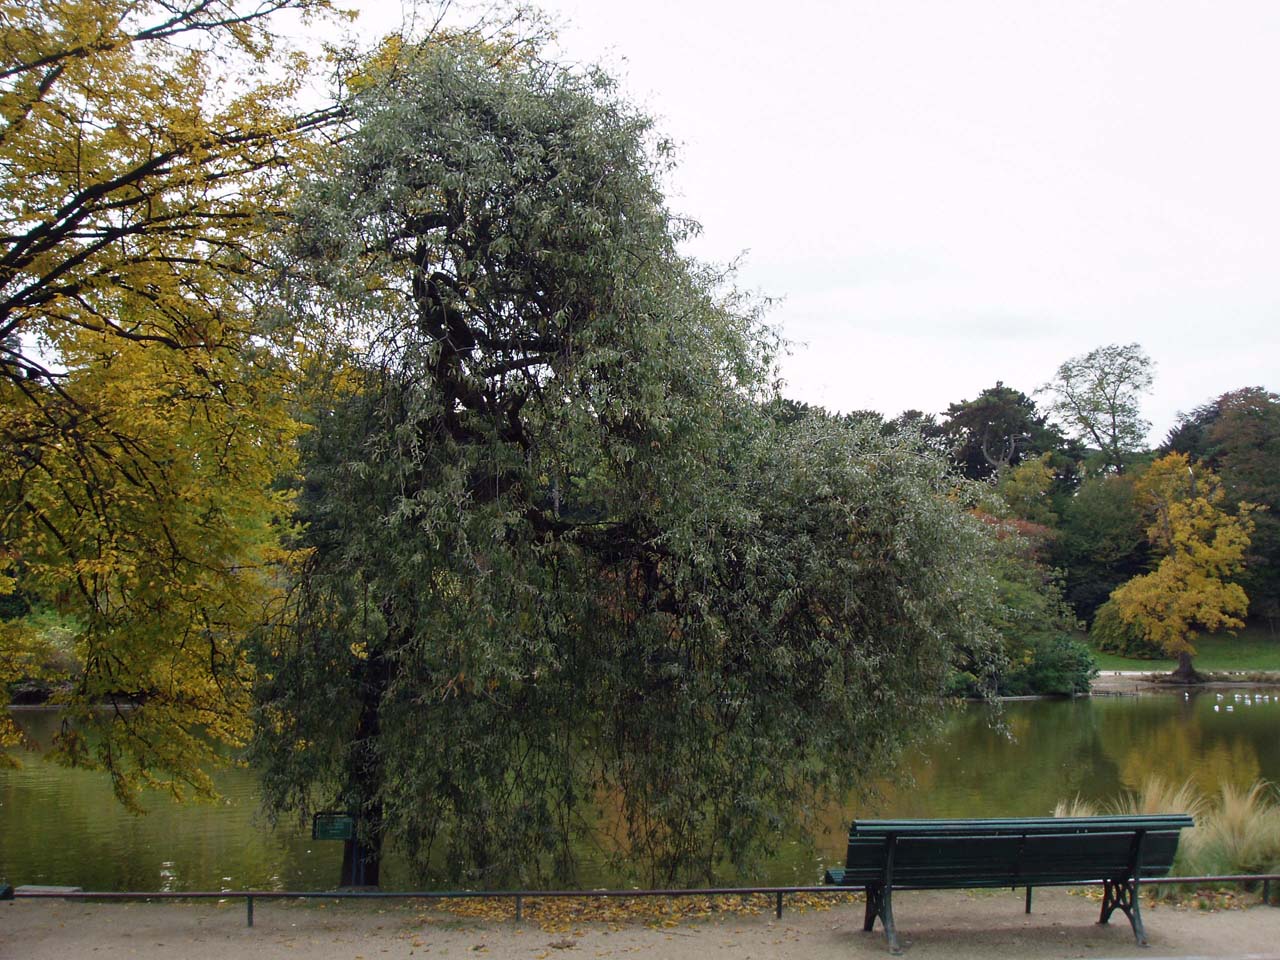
1089;670;1280;696
5;888;1279;960
1090;671;1171;696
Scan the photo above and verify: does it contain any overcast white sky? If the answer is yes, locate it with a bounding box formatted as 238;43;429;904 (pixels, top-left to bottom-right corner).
350;0;1279;442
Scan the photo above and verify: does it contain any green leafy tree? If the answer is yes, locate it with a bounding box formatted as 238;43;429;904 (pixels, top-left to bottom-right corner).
1053;474;1151;622
1040;343;1154;474
952;516;1092;696
1089;598;1163;659
882;409;950;458
251;46;1001;887
763;396;824;426
996;452;1060;527
1166;388;1280;628
941;382;1064;481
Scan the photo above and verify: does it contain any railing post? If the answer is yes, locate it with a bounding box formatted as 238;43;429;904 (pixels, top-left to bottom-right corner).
515;894;522;922
775;891;783;919
246;895;254;927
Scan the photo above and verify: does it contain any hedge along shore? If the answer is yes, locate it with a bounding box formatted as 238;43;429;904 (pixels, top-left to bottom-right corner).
3;887;1278;960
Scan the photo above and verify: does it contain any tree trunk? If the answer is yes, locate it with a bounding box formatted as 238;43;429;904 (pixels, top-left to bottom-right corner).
339;643;391;888
1171;650;1202;684
340;834;381;887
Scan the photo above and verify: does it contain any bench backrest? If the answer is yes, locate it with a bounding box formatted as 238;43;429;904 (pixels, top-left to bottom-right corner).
837;816;1193;888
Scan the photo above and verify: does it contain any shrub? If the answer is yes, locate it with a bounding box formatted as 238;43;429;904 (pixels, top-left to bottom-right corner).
1001;631;1097;696
1090;599;1164;658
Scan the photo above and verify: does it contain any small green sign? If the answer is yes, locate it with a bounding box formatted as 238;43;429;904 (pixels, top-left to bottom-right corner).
312;813;356;841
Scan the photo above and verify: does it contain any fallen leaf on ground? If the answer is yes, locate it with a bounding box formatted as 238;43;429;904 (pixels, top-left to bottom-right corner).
425;891;858;933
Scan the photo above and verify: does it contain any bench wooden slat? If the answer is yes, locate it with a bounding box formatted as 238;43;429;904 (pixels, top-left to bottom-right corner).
851;815;1193;838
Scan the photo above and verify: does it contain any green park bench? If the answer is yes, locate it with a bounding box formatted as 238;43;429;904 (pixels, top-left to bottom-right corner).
823;815;1195;953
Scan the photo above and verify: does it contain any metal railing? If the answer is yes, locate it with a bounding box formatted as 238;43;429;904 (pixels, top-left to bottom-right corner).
8;875;1279;927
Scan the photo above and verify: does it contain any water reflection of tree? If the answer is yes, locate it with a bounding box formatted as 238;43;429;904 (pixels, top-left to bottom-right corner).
812;695;1276;855
817;701;1125;829
1096;695;1265;796
2;709;338;891
10;697;1280;888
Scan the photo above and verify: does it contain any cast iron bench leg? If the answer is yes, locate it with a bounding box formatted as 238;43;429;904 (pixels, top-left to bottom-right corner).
864;885;881;931
881;885;901;955
1100;878;1148;946
862;883;901;954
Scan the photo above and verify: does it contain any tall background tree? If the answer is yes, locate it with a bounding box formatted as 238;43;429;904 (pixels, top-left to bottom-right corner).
940;382;1065;481
251;44;1001;887
1052;474;1151;623
0;0;342;799
1039;343;1153;474
1165;388;1280;630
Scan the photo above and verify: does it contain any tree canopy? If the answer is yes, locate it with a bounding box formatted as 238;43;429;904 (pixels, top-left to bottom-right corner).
1052;473;1150;622
250;46;1000;886
1040;343;1153;474
1166;388;1280;626
941;382;1063;481
1111;453;1255;680
0;0;339;799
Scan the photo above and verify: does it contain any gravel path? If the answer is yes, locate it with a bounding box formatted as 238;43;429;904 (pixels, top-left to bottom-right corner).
5;887;1278;960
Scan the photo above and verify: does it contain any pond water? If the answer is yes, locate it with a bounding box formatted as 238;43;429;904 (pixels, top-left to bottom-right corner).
3;690;1279;891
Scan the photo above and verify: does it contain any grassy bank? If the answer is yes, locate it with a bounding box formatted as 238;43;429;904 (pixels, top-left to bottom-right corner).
1089;624;1280;672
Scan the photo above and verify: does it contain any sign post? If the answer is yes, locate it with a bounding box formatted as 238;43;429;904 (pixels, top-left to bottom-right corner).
311;812;376;886
311;812;356;842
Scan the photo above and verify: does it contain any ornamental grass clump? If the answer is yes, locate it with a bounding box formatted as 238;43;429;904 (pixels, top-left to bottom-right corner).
1052;775;1205;820
1052;795;1098;818
1183;781;1280;878
1056;777;1280;882
1107;775;1207;820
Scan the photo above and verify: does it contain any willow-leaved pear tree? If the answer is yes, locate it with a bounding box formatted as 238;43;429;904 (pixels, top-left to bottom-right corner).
0;0;342;799
251;46;1002;887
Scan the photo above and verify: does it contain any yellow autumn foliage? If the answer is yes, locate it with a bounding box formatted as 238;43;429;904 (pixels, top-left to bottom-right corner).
1111;453;1255;664
0;0;340;804
433;891;856;933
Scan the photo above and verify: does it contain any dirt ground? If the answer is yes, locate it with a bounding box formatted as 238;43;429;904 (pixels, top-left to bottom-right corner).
1090;673;1163;696
4;887;1279;960
1089;672;1280;696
